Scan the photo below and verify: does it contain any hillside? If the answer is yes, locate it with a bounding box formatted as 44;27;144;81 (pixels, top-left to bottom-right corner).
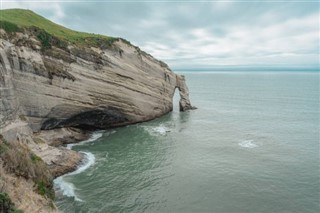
0;8;116;47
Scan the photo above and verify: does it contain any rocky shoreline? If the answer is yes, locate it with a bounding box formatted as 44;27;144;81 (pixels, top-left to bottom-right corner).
34;128;89;178
0;122;93;212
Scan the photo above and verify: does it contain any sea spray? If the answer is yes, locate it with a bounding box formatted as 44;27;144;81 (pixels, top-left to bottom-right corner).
54;132;103;201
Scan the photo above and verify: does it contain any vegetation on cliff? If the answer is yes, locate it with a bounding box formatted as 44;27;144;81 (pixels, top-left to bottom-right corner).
0;135;54;200
0;8;116;48
0;192;23;213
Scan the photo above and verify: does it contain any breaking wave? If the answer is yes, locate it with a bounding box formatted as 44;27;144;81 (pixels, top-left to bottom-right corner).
54;132;103;201
67;132;103;149
143;124;171;136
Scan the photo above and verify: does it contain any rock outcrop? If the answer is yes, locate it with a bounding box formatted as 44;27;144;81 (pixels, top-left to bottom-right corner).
0;30;194;132
176;75;197;111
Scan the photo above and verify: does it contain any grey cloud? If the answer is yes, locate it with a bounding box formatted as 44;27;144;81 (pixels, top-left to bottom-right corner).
2;0;319;68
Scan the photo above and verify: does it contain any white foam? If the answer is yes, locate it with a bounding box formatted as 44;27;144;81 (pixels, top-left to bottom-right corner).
67;132;103;149
54;176;79;200
54;152;95;201
239;140;258;148
144;124;171;136
54;132;102;201
152;126;168;135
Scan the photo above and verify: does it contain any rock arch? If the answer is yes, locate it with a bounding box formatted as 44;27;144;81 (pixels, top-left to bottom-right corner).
175;75;196;111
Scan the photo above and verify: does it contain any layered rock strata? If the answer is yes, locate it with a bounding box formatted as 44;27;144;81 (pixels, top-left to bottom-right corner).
0;30;194;132
0;24;195;212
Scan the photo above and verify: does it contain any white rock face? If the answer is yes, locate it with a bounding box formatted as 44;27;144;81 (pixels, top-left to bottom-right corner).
0;33;194;132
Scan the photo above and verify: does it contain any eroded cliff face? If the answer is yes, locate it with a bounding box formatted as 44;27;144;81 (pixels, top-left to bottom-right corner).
0;39;19;128
0;25;195;213
0;30;194;132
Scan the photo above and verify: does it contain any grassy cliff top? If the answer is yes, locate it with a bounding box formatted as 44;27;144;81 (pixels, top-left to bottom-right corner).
0;8;116;47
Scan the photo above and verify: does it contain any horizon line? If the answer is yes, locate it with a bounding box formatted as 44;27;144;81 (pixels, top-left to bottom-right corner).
173;65;319;71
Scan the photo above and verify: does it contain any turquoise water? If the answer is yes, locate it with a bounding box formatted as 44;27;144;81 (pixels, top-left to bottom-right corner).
55;71;320;213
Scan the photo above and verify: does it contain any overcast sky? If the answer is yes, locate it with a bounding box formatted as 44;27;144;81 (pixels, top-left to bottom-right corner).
1;0;319;69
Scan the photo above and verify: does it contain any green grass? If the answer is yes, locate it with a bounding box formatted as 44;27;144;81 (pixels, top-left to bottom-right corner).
32;138;45;144
0;142;8;155
0;8;116;47
0;141;54;199
35;181;55;200
30;153;42;163
0;192;23;213
0;20;20;32
0;135;8;155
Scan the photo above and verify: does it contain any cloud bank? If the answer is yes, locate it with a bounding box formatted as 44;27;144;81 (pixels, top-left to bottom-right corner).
1;0;319;69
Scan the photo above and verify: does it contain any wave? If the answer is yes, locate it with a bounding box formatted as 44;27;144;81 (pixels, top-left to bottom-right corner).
67;131;103;149
54;132;103;201
152;126;169;135
143;124;171;136
238;140;258;148
54;152;95;201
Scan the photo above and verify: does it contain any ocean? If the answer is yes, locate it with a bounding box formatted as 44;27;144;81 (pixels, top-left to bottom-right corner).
54;71;320;213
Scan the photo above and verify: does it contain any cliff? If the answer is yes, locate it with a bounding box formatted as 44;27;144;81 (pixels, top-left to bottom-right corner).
0;9;194;132
0;9;194;212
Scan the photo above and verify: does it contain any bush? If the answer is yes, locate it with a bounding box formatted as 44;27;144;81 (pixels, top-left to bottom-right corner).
0;192;23;213
32;138;45;144
0;21;20;33
0;136;8;155
35;181;55;200
0;141;54;199
30;153;41;163
36;30;52;50
18;115;27;122
0;143;8;155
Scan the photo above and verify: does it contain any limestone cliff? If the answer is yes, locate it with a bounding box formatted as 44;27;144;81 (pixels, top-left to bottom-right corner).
0;29;194;133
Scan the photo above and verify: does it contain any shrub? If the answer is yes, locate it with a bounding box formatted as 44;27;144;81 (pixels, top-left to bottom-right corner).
35;181;55;200
0;192;23;213
30;153;41;163
32;138;45;144
18;115;27;122
36;30;52;50
0;141;53;199
0;21;20;33
0;144;8;155
0;142;8;155
0;136;8;155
